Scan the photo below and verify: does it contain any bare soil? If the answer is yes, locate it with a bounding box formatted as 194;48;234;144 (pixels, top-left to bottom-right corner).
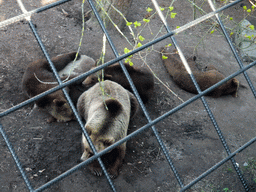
1;0;256;192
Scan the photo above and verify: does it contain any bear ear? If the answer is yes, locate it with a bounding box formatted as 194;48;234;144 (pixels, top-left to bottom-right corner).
232;78;239;87
127;91;139;119
231;78;239;97
53;99;66;107
81;151;90;161
82;78;90;86
85;125;92;136
94;61;98;66
103;137;115;146
82;75;97;87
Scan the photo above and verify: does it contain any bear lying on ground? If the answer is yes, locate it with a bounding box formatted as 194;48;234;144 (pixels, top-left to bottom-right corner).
77;80;139;178
161;47;239;97
22;52;94;122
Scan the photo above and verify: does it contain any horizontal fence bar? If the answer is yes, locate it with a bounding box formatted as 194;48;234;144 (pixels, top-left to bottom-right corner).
0;0;245;118
89;0;184;187
154;0;249;190
0;123;34;191
1;0;255;191
1;51;255;135
207;0;256;98
28;16;116;191
180;136;256;191
33;58;256;191
0;0;71;28
0;30;175;118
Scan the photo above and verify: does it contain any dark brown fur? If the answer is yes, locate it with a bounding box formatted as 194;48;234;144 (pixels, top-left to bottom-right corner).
22;52;80;122
82;63;154;103
161;48;239;97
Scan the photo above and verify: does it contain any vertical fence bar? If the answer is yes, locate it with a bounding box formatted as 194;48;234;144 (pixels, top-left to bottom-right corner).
87;0;185;188
27;19;117;192
152;0;249;190
32;57;256;192
180;136;256;191
207;0;256;98
0;123;34;192
1;0;255;191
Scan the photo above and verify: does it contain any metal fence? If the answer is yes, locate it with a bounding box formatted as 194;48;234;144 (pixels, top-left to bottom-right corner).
0;0;256;191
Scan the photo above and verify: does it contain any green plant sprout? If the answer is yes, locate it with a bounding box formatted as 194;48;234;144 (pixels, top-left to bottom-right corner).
93;0;185;103
89;0;256;103
223;188;232;192
187;0;256;56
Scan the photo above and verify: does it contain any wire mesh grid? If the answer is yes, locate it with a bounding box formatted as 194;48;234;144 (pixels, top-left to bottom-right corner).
0;0;256;191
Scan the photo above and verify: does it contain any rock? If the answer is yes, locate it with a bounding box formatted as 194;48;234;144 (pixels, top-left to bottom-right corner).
235;19;256;62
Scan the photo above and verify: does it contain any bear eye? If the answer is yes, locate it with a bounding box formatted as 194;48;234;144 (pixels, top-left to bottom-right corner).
103;140;112;147
88;151;94;157
56;101;65;107
85;128;92;136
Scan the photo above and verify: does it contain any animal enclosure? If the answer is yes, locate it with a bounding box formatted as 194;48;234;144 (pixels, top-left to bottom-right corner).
0;0;256;191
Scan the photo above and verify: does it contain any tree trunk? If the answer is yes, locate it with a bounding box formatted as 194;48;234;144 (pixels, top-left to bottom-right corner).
87;0;133;30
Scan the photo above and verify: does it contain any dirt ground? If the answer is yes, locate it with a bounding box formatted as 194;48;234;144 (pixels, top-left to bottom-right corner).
1;0;256;191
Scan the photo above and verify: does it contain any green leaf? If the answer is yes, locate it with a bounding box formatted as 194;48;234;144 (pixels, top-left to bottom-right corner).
125;58;134;66
124;47;131;54
126;22;132;26
128;61;133;66
137;42;142;47
176;26;180;29
134;21;141;28
169;6;174;12
159;7;164;11
146;7;153;13
252;5;255;9
162;55;168;59
210;30;215;34
230;32;234;36
139;35;145;41
143;18;150;23
229;17;233;20
165;43;172;47
247;9;252;13
125;58;131;63
249;25;255;30
243;5;247;10
245;35;251;40
170;12;177;19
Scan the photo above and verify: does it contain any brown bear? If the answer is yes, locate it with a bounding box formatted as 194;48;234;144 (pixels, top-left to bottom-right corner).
22;52;94;122
82;63;154;103
161;47;239;97
77;80;139;178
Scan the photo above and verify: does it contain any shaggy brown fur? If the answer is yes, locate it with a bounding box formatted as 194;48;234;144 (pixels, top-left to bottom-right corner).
22;52;80;122
77;80;139;178
82;63;154;103
161;48;239;97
